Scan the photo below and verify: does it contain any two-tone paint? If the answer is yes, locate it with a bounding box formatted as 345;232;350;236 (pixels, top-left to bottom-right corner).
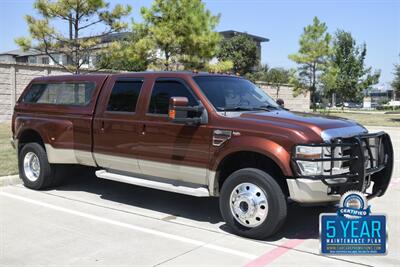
11;72;380;202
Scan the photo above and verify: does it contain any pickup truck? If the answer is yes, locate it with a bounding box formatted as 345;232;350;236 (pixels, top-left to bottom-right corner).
11;72;393;239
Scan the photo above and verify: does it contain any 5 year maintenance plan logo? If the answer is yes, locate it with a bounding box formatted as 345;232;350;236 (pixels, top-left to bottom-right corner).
320;191;387;255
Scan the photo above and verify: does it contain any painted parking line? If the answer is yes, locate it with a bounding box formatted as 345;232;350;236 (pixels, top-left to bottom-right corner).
244;239;305;267
390;178;400;186
0;191;257;260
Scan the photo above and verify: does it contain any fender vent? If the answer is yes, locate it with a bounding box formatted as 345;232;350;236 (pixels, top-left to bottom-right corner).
213;129;232;147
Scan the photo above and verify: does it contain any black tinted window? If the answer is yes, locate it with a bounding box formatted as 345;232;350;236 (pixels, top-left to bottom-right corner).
23;82;95;105
148;80;197;114
107;80;143;112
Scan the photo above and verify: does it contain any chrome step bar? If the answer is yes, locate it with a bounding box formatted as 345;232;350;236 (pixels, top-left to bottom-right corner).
95;170;210;197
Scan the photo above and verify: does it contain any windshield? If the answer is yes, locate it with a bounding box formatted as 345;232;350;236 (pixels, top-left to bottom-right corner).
193;76;280;111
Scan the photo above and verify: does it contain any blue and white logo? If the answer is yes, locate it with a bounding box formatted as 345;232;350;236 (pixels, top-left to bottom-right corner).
320;191;387;255
338;191;371;219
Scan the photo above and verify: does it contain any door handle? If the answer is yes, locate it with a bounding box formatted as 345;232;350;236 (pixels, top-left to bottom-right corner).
100;121;105;132
141;124;146;135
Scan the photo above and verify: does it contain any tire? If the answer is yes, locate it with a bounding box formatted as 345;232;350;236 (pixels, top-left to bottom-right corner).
219;168;287;239
18;143;66;190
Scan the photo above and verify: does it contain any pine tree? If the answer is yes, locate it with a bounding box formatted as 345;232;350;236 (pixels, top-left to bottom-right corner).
16;0;131;74
136;0;221;71
289;17;331;110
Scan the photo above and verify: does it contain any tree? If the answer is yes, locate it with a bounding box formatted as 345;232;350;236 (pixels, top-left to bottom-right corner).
264;68;292;98
289;17;331;110
392;57;400;97
15;0;131;74
135;0;220;71
96;30;152;71
217;34;258;75
246;65;292;97
322;30;380;104
206;60;234;73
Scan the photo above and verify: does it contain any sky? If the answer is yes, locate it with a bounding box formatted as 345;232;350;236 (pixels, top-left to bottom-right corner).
0;0;399;86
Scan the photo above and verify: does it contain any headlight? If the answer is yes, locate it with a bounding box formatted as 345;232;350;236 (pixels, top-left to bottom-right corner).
295;146;323;176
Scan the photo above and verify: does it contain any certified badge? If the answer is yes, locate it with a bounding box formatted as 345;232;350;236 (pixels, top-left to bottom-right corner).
320;191;387;255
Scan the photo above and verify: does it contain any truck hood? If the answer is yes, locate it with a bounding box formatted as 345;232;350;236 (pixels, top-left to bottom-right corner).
234;110;368;141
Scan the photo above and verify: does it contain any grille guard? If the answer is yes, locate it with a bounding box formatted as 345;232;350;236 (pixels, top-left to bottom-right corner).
291;132;394;198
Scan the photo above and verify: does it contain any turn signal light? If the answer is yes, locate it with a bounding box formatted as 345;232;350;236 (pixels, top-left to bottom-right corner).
168;109;176;119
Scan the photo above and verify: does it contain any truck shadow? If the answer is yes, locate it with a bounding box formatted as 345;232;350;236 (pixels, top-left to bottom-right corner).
56;171;336;241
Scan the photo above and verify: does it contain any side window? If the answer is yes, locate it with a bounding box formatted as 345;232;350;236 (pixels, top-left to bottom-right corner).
148;80;197;114
23;82;95;105
107;80;143;112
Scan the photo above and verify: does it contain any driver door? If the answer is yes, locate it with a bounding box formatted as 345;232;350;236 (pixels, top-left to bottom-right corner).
137;78;212;186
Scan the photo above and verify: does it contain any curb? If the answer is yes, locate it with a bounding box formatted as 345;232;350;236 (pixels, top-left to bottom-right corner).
366;126;400;132
0;174;21;187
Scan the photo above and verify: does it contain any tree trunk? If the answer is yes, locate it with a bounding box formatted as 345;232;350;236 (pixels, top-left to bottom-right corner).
68;13;73;40
312;63;317;111
74;8;80;74
163;48;170;71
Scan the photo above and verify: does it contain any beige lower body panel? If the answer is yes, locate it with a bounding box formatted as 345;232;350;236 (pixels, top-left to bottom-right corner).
287;178;341;203
45;144;96;167
94;153;141;174
139;159;207;186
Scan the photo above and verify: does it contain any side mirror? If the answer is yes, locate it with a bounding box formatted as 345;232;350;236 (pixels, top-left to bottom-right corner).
168;96;204;125
276;98;285;108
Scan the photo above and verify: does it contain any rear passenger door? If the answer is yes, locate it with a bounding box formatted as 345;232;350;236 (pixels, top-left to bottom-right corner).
137;78;211;186
93;77;144;173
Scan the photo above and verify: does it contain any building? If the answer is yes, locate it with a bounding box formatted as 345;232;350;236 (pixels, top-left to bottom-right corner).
362;84;399;108
0;30;268;69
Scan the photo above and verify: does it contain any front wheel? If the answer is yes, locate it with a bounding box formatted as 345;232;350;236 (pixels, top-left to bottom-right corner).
219;168;287;239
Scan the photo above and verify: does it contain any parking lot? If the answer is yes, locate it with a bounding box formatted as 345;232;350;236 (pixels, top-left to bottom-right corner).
1;126;399;267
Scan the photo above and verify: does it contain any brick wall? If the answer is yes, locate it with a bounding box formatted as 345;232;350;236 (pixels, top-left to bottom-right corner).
0;64;12;122
257;82;310;112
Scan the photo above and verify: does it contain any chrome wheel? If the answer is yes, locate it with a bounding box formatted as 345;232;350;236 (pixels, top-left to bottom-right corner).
229;182;268;227
23;152;41;182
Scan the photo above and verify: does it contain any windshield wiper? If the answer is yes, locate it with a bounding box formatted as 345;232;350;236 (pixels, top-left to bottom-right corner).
258;104;279;110
217;106;253;111
217;106;271;112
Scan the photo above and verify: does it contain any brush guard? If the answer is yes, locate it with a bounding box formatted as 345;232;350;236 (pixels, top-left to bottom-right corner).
292;132;393;199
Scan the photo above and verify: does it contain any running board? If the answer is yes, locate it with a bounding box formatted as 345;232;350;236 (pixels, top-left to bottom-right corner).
95;170;210;197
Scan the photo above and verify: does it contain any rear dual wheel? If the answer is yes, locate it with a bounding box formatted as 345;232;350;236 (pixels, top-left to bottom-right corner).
219;168;287;239
18;143;66;189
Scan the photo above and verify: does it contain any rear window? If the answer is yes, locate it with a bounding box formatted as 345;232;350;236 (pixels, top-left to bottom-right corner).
23;82;96;106
107;80;143;112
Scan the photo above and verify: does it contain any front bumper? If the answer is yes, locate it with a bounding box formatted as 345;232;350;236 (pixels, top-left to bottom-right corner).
287;179;340;203
288;132;393;204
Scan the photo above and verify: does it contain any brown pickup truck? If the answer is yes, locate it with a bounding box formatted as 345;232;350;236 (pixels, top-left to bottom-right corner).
11;72;393;239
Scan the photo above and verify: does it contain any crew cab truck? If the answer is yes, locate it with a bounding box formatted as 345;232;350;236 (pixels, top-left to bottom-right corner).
11;72;393;239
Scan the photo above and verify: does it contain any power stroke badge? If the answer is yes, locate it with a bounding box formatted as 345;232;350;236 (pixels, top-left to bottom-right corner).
320;191;387;255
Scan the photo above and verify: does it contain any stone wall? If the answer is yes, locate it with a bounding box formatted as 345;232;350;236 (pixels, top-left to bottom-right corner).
257;82;310;112
0;62;72;122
